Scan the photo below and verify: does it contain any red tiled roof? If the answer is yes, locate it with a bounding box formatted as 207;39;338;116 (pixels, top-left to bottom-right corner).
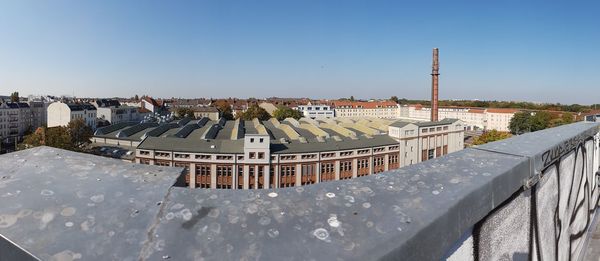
143;97;160;107
486;108;519;113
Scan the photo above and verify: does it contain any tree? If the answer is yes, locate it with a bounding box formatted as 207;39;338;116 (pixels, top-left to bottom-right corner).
173;107;195;119
10;91;19;102
273;106;303;121
473;130;513;145
67;119;93;148
390;96;399;104
214;100;234;120
529;111;552;132
237;105;271;121
350;96;355;101
134;94;139;101
508;112;531;135
560;112;574;125
22;127;46;148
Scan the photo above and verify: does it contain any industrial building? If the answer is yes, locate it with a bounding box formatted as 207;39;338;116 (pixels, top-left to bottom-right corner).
92;116;464;189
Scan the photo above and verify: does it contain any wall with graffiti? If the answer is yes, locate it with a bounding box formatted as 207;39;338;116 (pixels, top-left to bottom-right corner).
447;132;600;260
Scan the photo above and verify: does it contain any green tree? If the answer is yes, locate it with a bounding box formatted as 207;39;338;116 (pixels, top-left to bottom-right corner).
560;112;574;124
67;118;93;148
134;94;139;101
390;96;399;104
473;130;513;145
10;91;19;102
508;112;531;135
22;127;46;148
46;127;74;150
273;106;303;121
173;107;195;119
350;96;355;101
529;111;552;132
237;105;271;121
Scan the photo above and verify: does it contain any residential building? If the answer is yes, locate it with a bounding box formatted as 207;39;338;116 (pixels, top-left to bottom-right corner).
47;102;97;128
333;101;399;119
93;99;143;124
0;102;32;141
192;107;220;120
405;105;517;132
296;103;335;119
141;97;162;113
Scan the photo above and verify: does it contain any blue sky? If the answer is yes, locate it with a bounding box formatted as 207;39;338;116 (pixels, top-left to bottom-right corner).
0;0;598;104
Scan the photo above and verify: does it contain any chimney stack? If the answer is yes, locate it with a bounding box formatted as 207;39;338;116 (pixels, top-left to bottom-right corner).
431;48;440;122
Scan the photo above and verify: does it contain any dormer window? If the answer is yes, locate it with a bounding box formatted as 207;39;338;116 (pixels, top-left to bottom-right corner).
259;138;264;143
250;138;254;143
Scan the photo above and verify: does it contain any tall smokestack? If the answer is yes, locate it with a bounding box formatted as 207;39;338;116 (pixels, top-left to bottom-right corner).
431;48;440;122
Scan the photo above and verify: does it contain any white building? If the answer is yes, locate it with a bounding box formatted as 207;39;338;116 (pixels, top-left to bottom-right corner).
0;102;33;142
93;99;143;124
47;102;97;129
388;118;464;166
404;105;517;132
334;101;399;119
296;103;335;119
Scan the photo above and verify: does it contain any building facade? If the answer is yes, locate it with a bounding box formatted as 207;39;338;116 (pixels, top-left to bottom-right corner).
403;105;517;132
192;107;220;121
296;104;335;119
91;117;465;190
47;102;97;128
334;101;399;119
94;99;143;124
0;102;32;142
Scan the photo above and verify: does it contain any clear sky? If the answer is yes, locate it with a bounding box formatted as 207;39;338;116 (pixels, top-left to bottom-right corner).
0;0;598;104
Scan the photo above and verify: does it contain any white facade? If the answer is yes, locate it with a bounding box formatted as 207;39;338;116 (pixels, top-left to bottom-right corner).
334;101;400;119
404;105;516;132
96;106;142;124
388;119;465;167
296;104;335;119
47;102;97;129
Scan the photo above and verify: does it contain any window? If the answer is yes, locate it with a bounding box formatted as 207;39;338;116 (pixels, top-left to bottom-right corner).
320;162;335;181
195;154;211;160
301;164;315;185
436;127;442;131
339;161;352;180
216;155;233;160
250;138;254;143
422;129;428;133
258;152;264;159
216;165;233;189
259;138;264;143
249;152;256;159
443;126;449;131
280;165;296;188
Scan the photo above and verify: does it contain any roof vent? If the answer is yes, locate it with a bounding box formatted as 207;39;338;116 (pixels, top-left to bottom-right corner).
332;136;342;142
210;145;216;149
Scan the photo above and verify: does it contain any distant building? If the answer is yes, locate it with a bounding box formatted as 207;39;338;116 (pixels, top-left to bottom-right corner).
404;105;517;132
296;103;335;119
141;97;162;113
47;102;97;128
0;102;32;141
192;107;220;120
334;101;399;119
27;100;50;129
93;99;143;124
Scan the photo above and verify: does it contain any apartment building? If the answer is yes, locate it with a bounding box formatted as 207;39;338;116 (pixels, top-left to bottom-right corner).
0;102;33;141
403;105;517;132
94;99;143;124
47;102;97;128
296;103;335;119
334;101;399;119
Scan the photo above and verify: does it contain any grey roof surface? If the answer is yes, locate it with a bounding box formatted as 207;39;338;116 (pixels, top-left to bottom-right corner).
0;146;182;260
262;121;289;140
244;120;258;135
138;136;244;153
215;121;235;140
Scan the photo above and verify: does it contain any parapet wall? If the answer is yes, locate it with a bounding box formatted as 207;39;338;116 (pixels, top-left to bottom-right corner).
0;122;598;260
446;122;600;260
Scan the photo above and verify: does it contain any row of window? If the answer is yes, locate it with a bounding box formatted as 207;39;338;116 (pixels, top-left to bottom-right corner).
422;126;450;133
